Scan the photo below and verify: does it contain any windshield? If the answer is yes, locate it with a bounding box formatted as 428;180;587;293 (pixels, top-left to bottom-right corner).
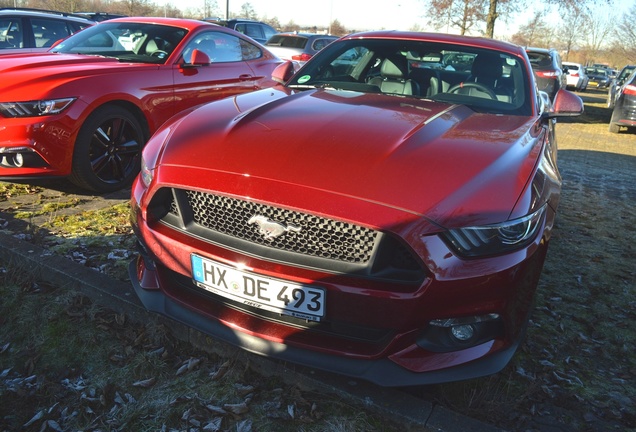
51;22;188;64
287;39;531;116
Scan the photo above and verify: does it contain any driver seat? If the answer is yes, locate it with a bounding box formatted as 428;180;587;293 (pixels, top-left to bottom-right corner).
145;39;159;55
369;56;419;96
466;53;512;102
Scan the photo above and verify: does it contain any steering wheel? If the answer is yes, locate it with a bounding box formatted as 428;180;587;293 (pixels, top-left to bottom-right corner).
150;50;169;58
447;82;498;100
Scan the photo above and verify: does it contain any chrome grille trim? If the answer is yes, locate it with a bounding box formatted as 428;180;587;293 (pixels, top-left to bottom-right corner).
182;189;378;264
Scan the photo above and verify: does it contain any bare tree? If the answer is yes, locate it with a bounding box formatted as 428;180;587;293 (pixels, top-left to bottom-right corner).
484;0;611;38
613;2;636;62
120;0;155;16
509;10;555;47
484;0;522;37
427;0;487;35
282;20;300;33
580;9;616;64
262;16;282;31
203;0;221;19
29;0;85;12
237;2;257;20
329;19;347;36
557;8;588;60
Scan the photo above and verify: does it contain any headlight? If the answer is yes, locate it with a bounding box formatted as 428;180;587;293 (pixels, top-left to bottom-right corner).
0;98;76;118
140;156;154;188
441;205;546;258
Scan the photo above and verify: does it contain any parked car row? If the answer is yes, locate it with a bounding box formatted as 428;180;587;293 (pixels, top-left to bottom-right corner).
523;43;634;134
0;16;283;192
609;68;636;133
0;7;94;53
0;10;596;387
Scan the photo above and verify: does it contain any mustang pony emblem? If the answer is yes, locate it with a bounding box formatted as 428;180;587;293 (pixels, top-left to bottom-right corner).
248;215;301;241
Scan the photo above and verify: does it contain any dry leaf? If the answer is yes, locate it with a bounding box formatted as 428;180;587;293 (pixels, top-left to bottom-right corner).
210;360;230;380
223;402;249;415
132;377;156;388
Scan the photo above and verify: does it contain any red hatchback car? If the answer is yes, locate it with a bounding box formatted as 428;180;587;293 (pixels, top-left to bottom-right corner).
0;17;281;192
129;32;583;386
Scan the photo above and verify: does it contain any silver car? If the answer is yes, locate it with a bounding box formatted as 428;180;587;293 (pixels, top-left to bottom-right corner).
562;62;588;92
265;32;338;68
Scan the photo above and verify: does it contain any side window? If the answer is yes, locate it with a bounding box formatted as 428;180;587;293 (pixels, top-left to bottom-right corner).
234;23;246;35
31;18;71;48
262;25;276;41
182;31;245;63
244;24;264;41
312;38;331;51
70;21;91;33
0;19;22;49
240;38;262;60
331;47;370;77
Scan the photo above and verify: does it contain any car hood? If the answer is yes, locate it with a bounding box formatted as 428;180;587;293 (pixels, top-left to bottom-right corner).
155;88;542;228
0;52;151;96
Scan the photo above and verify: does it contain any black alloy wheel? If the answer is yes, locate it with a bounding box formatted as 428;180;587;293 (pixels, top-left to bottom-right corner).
69;105;146;193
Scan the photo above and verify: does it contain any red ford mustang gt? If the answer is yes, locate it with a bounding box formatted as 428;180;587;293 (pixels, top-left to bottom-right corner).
0;17;281;192
129;31;583;386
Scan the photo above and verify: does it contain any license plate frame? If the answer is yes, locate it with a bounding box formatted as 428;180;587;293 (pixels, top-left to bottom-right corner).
191;254;325;322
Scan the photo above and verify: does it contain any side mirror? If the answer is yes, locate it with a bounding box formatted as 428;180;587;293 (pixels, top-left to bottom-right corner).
272;61;295;84
183;49;210;67
545;89;584;118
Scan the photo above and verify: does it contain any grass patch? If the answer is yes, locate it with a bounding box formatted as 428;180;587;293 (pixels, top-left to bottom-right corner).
0;183;44;200
0;263;398;431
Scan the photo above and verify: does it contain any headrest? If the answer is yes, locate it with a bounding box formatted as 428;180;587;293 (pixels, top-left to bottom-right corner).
146;39;158;53
471;53;503;80
381;57;407;79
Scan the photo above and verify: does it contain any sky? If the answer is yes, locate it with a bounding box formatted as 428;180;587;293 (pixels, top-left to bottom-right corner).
178;0;635;38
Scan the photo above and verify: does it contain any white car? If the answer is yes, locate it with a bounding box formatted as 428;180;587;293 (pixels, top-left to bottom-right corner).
563;62;588;91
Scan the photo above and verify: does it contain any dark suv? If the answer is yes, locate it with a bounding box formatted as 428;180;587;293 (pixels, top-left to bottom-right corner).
609;69;636;133
0;8;93;53
72;12;127;22
526;47;566;102
607;65;636;108
204;18;276;44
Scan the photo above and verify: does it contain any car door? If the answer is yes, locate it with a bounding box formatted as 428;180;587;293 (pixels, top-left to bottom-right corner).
172;30;261;114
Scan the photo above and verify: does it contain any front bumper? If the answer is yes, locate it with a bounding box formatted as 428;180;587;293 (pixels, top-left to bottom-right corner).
129;254;522;386
0;107;83;179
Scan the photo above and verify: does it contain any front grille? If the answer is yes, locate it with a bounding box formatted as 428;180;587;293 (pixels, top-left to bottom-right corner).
150;187;425;283
184;190;376;264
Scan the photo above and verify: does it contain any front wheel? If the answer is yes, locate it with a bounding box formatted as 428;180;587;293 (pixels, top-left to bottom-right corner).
69;105;146;193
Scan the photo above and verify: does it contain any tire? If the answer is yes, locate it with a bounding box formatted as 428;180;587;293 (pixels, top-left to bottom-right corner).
608;122;620;133
69;105;146;193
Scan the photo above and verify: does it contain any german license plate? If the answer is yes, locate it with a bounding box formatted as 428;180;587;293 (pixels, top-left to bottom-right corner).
191;254;325;321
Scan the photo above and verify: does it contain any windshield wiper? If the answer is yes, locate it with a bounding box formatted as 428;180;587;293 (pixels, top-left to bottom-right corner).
287;84;320;90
